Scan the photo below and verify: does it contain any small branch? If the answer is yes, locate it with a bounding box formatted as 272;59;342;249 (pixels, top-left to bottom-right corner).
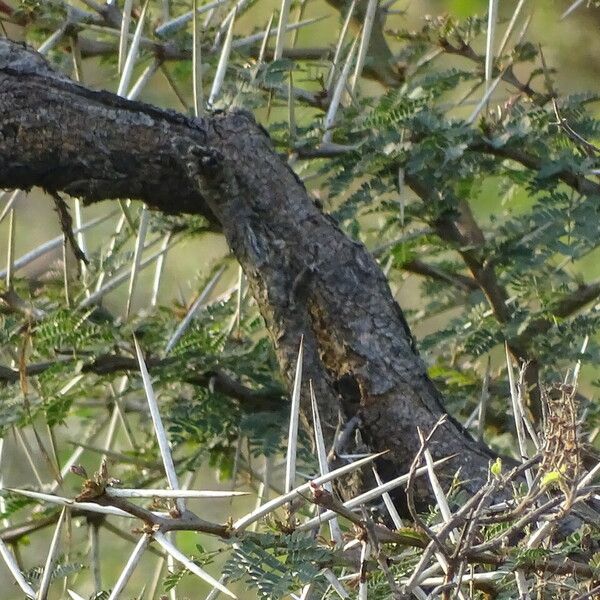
90;493;231;537
551;98;600;157
402;259;479;292
437;38;547;104
308;483;428;548
0;353;284;411
403;168;597;419
513;280;600;348
470;139;600;198
51;192;89;265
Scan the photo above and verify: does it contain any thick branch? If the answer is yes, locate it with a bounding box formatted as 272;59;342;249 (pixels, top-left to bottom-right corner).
0;40;217;222
0;38;497;509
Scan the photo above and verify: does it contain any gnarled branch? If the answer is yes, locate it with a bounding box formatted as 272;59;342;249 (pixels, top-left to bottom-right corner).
0;38;498;509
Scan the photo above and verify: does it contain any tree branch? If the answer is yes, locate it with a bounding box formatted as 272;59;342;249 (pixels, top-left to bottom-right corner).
404;173;547;417
405;174;512;324
405;168;600;419
0;38;498;509
436;38;547;104
324;0;404;87
514;280;600;347
402;259;479;293
0;39;217;221
18;0;396;92
471;138;600;198
0;354;284;411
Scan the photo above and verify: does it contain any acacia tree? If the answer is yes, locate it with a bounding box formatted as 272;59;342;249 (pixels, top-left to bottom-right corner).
0;1;600;598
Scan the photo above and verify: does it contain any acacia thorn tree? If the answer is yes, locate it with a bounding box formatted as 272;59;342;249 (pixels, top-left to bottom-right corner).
0;1;599;598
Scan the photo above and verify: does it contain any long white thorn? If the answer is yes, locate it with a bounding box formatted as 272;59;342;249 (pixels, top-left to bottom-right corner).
125;205;150;318
285;338;303;494
105;488;248;499
117;0;149;97
323;37;358;143
0;538;35;598
505;343;533;488
358;541;370;600
561;0;586;20
154;532;237;598
234;451;387;531
0;189;22;225
38;24;67;55
151;232;173;307
208;11;236;106
155;0;228;37
323;568;349;598
80;240;174;309
350;0;377;93
5;208;15;290
298;457;452;531
37;507;67;600
118;0;134;73
107;534;152;600
127;59;160;100
273;0;293;60
484;0;499;95
5;488;138;518
257;13;275;65
236;16;323;51
310;381;342;543
572;334;589;388
497;0;527;56
327;0;356;90
372;466;403;529
193;0;205;116
165;265;226;354
134;337;184;513
466;70;503;125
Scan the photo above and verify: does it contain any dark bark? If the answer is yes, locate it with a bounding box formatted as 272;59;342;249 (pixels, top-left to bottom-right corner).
0;39;498;509
0;40;217;221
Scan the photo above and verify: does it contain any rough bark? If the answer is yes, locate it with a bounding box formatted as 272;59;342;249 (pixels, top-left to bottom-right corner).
0;39;498;509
